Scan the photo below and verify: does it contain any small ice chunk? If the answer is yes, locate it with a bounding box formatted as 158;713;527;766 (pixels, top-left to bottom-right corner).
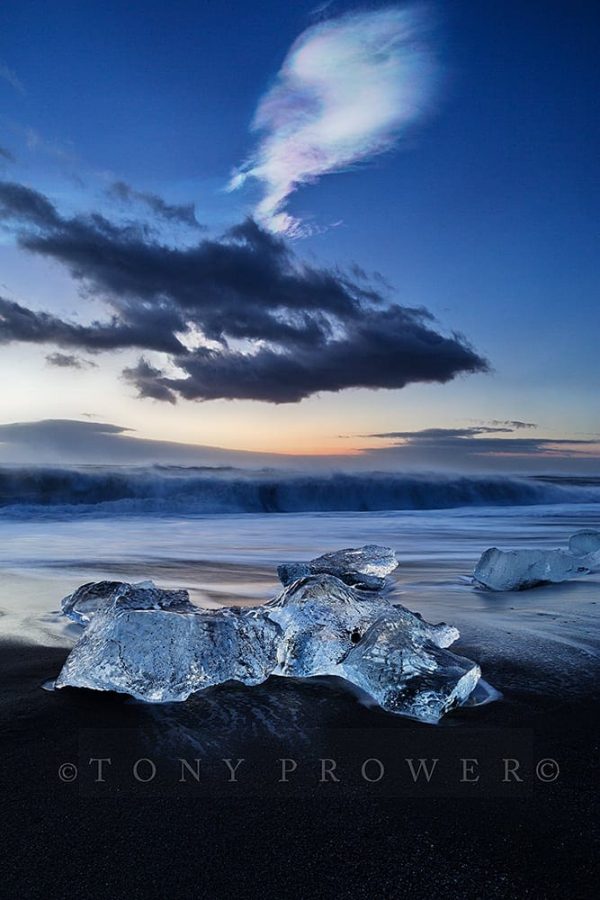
303;545;399;578
337;618;480;724
56;573;478;723
61;580;194;625
278;544;397;591
473;547;590;592
569;530;600;557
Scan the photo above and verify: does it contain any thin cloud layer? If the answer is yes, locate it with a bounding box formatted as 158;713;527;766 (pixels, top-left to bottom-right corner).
46;352;98;369
107;180;203;229
0;418;279;465
487;419;537;430
0;179;487;404
0;61;25;95
368;425;536;439
363;425;600;464
0;417;339;468
0;418;597;472
230;6;437;234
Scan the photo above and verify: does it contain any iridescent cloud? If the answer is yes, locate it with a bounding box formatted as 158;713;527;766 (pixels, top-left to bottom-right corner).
230;5;438;234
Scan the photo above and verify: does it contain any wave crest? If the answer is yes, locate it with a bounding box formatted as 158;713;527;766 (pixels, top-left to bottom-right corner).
0;466;598;518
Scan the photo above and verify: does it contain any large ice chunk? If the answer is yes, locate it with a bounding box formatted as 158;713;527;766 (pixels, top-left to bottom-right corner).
55;572;478;723
56;604;279;702
61;579;195;625
277;544;398;591
473;547;591;592
569;530;600;557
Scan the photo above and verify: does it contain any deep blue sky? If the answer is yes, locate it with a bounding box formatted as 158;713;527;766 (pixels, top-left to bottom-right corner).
0;0;598;468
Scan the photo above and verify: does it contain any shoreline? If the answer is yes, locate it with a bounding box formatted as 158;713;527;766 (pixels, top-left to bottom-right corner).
1;506;598;897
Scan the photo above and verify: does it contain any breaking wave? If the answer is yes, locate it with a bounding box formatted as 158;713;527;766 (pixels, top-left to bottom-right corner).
0;466;598;518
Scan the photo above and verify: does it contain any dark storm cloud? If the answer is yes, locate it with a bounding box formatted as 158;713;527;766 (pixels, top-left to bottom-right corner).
0;296;184;354
122;358;177;404
0;181;61;228
124;308;485;404
45;352;97;369
107;180;203;229
0;179;489;403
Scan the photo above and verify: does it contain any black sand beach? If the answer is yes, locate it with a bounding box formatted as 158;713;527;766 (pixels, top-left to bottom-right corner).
1;636;598;899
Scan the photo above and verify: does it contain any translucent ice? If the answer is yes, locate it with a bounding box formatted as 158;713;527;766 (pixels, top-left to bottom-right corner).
473;547;591;592
277;544;398;591
56;571;478;723
568;530;600;557
61;579;195;625
337;617;481;723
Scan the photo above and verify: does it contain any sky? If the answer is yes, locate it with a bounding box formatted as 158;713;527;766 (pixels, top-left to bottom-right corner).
0;0;598;471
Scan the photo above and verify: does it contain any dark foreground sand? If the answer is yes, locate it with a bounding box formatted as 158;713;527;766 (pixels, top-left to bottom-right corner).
1;630;598;900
